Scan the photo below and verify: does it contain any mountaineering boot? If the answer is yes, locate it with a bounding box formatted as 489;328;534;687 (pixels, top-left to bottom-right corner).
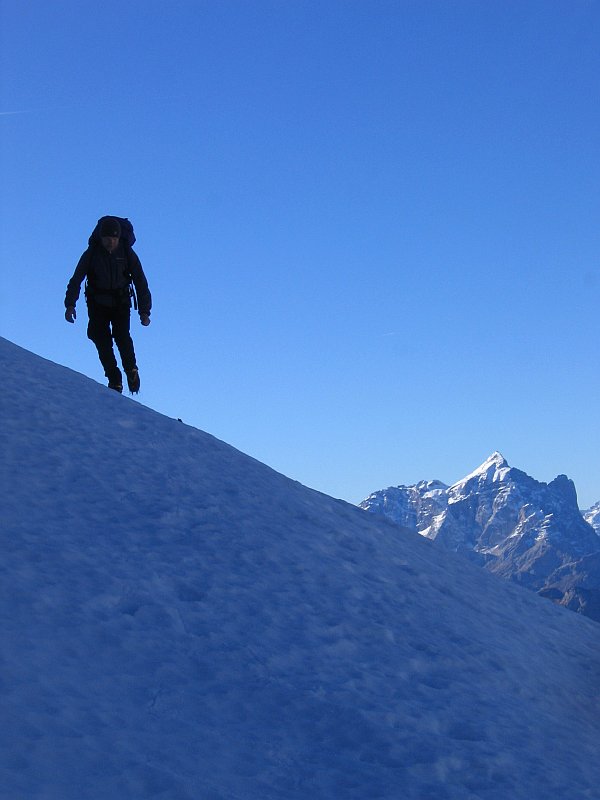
126;367;140;394
107;367;123;393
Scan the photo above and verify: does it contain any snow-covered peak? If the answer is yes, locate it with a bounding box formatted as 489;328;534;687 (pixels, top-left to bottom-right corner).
449;451;511;497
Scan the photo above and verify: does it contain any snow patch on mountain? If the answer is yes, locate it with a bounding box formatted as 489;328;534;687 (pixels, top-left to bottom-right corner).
584;501;600;534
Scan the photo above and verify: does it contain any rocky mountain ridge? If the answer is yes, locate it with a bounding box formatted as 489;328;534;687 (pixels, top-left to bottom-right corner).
360;452;600;621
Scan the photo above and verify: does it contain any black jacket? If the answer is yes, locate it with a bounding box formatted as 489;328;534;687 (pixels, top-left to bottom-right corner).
65;243;152;316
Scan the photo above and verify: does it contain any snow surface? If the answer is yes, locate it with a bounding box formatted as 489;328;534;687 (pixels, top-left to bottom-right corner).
1;336;600;800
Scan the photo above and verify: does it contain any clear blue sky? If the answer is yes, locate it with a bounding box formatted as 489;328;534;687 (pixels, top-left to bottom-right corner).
1;0;599;507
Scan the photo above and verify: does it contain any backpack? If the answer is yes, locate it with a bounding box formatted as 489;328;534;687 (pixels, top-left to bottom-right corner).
88;215;136;247
85;216;138;309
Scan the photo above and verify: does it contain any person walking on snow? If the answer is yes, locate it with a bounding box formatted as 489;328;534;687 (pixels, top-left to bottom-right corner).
64;216;152;394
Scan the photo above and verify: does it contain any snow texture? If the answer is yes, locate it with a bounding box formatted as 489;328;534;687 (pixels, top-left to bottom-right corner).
1;336;600;800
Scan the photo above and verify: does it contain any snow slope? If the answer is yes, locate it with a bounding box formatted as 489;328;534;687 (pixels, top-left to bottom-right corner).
1;336;600;800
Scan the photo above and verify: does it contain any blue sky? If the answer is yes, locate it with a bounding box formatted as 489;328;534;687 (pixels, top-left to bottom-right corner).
1;0;599;507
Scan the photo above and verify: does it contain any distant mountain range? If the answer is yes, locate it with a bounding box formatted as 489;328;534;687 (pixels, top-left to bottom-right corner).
360;452;600;622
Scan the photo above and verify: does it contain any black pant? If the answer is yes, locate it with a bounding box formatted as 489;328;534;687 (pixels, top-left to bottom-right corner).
87;301;137;382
